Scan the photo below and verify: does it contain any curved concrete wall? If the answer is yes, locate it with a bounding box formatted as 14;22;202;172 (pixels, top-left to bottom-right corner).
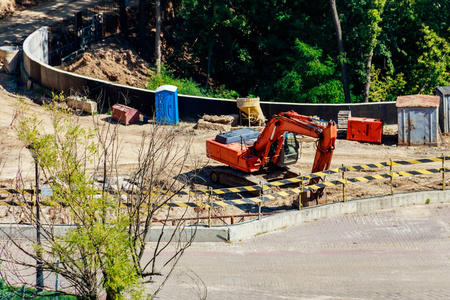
23;27;398;123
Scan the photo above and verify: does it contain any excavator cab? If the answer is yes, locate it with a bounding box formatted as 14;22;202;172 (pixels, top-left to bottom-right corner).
277;133;300;167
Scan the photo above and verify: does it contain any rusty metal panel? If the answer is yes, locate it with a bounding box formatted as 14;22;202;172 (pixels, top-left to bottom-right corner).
397;107;438;146
436;86;450;133
112;104;140;125
396;94;440;108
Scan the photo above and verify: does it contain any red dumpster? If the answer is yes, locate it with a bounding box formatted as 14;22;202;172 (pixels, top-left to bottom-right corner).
346;117;383;144
112;104;140;125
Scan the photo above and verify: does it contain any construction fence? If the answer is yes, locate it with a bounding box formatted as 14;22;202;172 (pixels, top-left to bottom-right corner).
1;155;449;226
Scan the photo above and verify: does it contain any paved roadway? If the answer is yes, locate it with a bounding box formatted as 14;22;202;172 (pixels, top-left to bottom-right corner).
152;203;450;299
0;0;103;46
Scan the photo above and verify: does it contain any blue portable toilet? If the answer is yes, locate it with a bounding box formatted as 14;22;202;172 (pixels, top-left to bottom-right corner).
155;85;179;125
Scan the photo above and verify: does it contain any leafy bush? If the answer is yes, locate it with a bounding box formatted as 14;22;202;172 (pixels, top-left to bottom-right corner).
274;40;351;103
0;280;76;299
146;65;239;99
369;67;406;102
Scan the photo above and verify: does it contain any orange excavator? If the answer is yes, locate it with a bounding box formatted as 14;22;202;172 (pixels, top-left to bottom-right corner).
206;111;337;199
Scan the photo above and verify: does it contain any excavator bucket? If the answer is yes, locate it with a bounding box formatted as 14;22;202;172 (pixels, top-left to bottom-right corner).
293;190;328;208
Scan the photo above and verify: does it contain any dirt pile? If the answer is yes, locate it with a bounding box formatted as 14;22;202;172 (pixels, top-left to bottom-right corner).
0;0;14;17
196;114;239;131
59;38;153;89
0;0;50;18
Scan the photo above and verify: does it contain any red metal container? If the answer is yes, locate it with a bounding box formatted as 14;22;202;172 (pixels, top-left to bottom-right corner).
346;117;383;144
112;104;140;125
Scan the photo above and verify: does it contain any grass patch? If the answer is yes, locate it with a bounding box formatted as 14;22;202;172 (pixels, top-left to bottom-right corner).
147;65;240;99
0;280;75;300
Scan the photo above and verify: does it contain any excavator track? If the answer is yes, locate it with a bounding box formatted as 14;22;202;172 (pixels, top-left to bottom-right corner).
209;166;271;195
209;165;327;206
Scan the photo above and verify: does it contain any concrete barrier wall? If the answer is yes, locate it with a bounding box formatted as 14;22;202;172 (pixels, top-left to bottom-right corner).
22;27;399;124
227;189;450;241
1;190;448;243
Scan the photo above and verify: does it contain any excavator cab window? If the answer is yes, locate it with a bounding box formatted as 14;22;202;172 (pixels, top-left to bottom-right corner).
278;133;299;167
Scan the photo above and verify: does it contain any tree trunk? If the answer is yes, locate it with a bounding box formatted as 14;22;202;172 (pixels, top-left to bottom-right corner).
139;0;146;55
155;0;161;75
205;48;211;89
363;48;374;102
329;0;351;103
119;0;128;35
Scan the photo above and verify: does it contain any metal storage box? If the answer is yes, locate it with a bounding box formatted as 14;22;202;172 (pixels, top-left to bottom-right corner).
112;104;140;125
396;94;439;146
346;117;383;144
155;85;178;125
436;86;450;133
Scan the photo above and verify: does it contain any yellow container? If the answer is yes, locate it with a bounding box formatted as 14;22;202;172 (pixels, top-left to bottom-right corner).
236;97;265;126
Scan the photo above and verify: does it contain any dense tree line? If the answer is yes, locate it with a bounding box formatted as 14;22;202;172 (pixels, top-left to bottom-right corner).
146;0;450;103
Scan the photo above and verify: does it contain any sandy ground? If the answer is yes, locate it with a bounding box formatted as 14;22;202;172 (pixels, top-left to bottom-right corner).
1;69;450;226
1;34;450;225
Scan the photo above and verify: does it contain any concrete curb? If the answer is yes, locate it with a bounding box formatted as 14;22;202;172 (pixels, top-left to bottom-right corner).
1;190;448;242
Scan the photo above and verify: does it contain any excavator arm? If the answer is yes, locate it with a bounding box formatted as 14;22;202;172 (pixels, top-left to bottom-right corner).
252;111;336;184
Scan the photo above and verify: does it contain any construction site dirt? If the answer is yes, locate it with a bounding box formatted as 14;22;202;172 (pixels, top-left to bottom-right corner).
1;60;450;226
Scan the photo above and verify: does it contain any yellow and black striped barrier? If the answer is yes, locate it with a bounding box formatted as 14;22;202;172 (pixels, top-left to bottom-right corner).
1;166;448;208
186;156;449;195
0;188;36;195
162;166;450;208
1;156;448;203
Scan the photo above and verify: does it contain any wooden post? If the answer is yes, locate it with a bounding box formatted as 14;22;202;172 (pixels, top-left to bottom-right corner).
443;154;446;191
208;187;212;228
342;164;347;202
390;158;394;196
149;195;153;228
298;173;303;210
258;182;263;220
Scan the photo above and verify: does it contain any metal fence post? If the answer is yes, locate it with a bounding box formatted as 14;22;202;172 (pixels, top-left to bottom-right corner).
298;173;303;210
342;164;347;202
258;182;263;220
20;285;25;299
55;260;59;300
208;187;212;228
149;195;153;228
443;153;446;191
390;158;394;196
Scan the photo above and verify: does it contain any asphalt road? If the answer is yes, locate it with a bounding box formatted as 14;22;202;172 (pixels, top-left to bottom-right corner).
152;203;450;299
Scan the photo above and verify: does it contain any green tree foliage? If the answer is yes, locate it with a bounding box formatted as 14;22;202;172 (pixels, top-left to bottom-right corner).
362;0;386;102
14;105;140;299
147;65;239;98
274;40;346;103
170;0;450;102
3;99;197;299
413;25;450;94
369;67;406;102
179;0;334;100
